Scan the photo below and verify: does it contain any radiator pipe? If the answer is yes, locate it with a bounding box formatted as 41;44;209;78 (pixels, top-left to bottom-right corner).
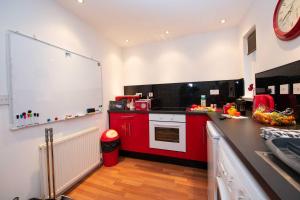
45;129;52;199
49;128;56;199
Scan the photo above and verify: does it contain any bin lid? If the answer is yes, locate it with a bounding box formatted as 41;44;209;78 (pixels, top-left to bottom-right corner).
101;129;119;142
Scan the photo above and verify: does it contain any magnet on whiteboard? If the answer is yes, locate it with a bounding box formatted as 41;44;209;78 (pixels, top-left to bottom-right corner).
65;51;71;57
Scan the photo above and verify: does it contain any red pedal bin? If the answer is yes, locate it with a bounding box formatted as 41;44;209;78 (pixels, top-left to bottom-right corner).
101;129;120;167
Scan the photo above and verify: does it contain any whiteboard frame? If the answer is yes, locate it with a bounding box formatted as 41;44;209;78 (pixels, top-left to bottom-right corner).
6;30;103;130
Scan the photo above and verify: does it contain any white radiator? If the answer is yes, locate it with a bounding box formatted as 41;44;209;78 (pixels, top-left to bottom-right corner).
39;127;101;198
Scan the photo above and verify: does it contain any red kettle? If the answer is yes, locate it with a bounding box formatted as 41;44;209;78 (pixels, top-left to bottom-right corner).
253;94;275;112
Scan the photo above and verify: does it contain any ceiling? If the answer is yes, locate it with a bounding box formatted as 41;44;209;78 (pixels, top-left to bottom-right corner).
56;0;254;47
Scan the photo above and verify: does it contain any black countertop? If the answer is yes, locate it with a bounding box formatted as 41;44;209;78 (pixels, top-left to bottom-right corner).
108;109;149;114
108;109;207;115
207;112;300;200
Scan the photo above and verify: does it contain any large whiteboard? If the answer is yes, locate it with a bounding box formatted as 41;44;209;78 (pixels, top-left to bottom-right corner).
8;31;102;129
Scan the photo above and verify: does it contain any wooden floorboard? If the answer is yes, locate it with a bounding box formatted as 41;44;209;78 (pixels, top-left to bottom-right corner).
66;157;208;200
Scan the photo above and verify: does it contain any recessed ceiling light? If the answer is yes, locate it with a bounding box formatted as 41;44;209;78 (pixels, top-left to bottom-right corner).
165;30;169;34
77;0;84;3
220;19;226;24
125;40;129;43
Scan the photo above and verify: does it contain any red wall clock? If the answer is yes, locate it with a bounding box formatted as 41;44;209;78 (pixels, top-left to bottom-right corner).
273;0;300;41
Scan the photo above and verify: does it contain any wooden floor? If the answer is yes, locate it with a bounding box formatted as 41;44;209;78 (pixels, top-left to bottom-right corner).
66;157;208;200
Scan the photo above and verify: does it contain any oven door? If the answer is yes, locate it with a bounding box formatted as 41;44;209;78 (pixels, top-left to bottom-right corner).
149;121;186;152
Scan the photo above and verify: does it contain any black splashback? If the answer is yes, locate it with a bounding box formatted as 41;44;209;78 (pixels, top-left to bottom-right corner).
124;79;244;108
255;60;300;121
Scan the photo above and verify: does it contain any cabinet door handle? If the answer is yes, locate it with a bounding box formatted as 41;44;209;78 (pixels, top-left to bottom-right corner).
129;123;131;136
122;124;126;136
124;123;127;136
121;116;134;119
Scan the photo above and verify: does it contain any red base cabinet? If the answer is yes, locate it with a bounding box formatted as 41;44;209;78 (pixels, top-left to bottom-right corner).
109;113;149;153
186;114;209;162
109;112;209;162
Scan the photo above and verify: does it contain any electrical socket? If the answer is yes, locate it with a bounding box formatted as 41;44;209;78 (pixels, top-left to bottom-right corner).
293;83;300;94
0;95;9;105
280;84;289;94
268;85;275;94
210;89;219;95
135;93;143;97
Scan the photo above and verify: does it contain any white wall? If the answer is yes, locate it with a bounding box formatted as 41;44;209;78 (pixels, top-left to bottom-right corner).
239;0;300;96
123;27;242;85
0;0;123;199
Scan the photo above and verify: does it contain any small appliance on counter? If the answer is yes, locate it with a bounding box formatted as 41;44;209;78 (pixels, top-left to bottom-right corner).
109;100;127;110
113;95;140;110
235;98;247;116
135;99;151;111
115;95;140;102
253;94;275;112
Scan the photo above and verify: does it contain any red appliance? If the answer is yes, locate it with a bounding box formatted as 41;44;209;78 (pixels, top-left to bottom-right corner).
135;99;151;111
253;94;275;112
223;103;234;114
115;95;140;101
101;129;120;167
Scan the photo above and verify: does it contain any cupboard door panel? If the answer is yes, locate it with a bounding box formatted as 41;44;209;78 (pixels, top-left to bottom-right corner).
186;115;209;162
130;114;149;153
109;113;131;150
109;113;149;152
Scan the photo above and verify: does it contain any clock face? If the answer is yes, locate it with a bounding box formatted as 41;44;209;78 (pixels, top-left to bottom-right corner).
277;0;300;33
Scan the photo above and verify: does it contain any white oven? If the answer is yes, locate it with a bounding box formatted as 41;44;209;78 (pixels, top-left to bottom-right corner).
149;114;186;152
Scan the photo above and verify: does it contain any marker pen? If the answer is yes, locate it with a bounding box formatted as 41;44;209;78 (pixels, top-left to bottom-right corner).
36;113;40;124
16;115;19;127
28;110;32;125
22;112;26;126
33;113;37;124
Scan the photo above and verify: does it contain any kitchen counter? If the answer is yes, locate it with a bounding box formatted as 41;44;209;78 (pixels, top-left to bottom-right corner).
108;109;208;115
108;109;149;114
207;112;300;200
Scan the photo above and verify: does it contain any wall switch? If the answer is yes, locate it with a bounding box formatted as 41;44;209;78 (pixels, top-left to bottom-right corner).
293;83;300;94
268;85;275;94
0;95;9;105
210;89;219;95
280;84;289;94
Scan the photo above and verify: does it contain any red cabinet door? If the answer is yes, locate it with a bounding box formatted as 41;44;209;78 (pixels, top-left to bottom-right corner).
109;113;131;151
109;113;149;153
129;114;149;153
186;115;209;162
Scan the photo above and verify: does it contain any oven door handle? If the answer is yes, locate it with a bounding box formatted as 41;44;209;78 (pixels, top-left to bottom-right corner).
216;176;231;200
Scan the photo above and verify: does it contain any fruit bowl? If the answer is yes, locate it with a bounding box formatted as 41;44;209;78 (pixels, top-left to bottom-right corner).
252;106;296;126
189;104;216;112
